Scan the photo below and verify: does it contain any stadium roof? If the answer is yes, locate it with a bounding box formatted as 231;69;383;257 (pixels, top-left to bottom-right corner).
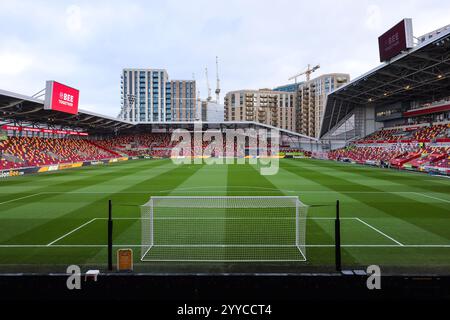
0;88;134;134
133;121;318;141
320;25;450;138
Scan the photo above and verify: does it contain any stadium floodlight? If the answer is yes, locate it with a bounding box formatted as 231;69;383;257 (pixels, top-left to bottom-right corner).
126;94;136;122
141;196;308;262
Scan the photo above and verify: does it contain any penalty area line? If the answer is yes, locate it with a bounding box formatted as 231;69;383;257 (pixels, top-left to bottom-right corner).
0;193;43;205
355;218;404;246
414;192;450;204
46;218;98;247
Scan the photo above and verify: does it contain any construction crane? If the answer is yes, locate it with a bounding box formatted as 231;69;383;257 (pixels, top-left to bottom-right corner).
215;56;221;103
205;67;212;102
289;64;320;83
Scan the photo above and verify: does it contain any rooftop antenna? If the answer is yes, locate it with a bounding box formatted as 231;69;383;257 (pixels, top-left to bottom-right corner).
215;56;221;103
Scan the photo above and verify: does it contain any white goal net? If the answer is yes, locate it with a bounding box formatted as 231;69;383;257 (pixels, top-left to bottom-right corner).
141;196;307;262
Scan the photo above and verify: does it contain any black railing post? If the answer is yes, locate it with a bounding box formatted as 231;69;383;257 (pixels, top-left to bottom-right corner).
335;200;342;272
108;199;113;271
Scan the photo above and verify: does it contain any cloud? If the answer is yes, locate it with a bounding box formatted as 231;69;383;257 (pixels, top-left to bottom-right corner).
0;52;33;76
0;0;450;117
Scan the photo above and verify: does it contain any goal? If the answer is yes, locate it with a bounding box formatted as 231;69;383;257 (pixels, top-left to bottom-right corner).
140;196;307;262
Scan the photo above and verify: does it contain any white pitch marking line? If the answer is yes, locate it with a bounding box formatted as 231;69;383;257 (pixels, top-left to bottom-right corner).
150;244;297;247
0;193;43;205
355;218;404;246
94;217;358;220
37;191;421;194
46;218;98;247
2;216;444;249
414;192;450;204
1;244;450;248
141;260;307;262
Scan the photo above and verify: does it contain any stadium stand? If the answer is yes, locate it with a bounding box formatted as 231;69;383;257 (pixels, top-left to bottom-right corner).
403;146;448;167
0;133;306;170
358;128;403;143
2;124;446;172
95;133;172;156
356;123;450;144
411;124;448;141
328;122;450;172
0;137;118;170
434;156;450;169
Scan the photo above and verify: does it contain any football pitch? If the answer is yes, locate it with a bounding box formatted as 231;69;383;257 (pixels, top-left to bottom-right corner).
0;158;449;274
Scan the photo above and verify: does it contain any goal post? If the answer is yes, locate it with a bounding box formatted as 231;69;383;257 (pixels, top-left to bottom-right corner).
140;196;308;262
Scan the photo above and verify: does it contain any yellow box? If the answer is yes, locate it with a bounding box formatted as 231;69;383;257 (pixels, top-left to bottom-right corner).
117;249;133;272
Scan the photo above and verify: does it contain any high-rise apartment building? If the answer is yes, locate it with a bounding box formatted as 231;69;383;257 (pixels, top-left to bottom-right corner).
171;80;197;121
224;73;349;136
119;69;196;123
297;73;350;137
224;89;296;131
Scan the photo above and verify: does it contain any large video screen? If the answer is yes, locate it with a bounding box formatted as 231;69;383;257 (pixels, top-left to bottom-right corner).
378;18;413;62
44;81;80;114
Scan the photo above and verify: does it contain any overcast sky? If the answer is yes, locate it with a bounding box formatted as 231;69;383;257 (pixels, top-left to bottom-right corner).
0;0;449;116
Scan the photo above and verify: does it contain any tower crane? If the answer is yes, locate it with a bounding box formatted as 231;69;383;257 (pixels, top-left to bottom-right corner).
215;56;221;103
288;64;320;83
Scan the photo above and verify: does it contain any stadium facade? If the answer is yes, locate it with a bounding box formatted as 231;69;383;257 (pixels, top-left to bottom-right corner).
119;68;196;123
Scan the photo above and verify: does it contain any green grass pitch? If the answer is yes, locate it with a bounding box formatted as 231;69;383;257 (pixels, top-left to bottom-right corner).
0;158;449;274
